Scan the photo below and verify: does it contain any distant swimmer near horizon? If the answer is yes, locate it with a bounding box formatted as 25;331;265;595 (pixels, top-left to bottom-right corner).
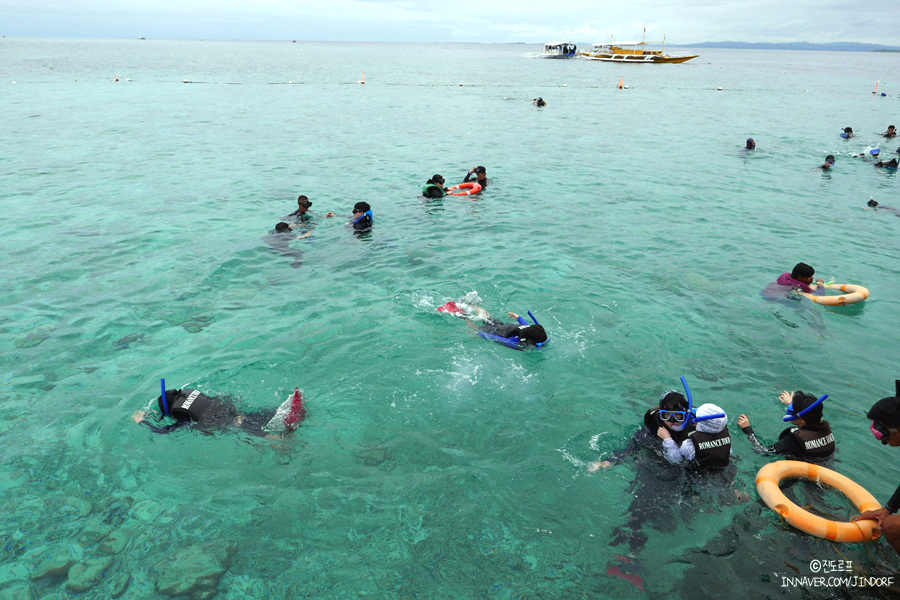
745;138;756;150
841;127;854;139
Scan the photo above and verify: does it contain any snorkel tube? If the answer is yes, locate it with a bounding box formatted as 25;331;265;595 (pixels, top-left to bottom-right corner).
160;378;171;416
528;311;548;348
783;394;828;422
680;375;726;425
353;210;373;225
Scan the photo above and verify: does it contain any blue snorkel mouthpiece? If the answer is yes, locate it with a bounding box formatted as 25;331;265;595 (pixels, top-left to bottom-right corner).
784;394;828;422
161;378;171;416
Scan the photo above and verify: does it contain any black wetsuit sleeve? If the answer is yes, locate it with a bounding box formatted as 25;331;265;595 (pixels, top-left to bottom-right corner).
885;484;900;513
463;172;474;183
741;426;783;455
139;419;189;434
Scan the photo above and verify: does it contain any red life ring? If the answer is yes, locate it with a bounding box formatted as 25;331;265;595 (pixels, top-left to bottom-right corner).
446;182;482;196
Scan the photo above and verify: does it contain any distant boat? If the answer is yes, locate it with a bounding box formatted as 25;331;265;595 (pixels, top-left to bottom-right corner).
539;42;577;58
138;36;146;40
580;33;697;64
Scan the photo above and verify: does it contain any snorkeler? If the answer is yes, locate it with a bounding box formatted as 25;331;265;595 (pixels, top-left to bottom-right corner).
736;390;834;460
286;195;336;221
264;222;312;268
858;380;900;554
821;154;836;169
438;298;547;349
350;202;373;231
867;199;900;216
841;127;854;139
533;97;546;107
883;125;897;138
745;138;756;150
760;262;825;300
423;174;447;199
463;166;490;189
658;403;731;469
133;384;306;437
874;158;899;169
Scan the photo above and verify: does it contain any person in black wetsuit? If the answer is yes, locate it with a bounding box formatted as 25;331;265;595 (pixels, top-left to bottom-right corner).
883;125;897;138
874;158;899;168
349;202;373;231
439;299;547;348
737;390;835;460
587;390;696;588
859;380;900;555
422;175;447;199
287;195;336;222
867;199;900;216
264;222;311;267
533;97;546;107
745;138;756;150
132;387;305;437
463;166;490;189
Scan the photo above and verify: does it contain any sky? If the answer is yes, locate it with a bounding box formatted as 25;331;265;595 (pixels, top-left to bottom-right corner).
3;0;899;46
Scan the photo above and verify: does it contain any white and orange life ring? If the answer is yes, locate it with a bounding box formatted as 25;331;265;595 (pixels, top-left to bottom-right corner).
802;283;870;306
756;460;881;542
446;182;482;196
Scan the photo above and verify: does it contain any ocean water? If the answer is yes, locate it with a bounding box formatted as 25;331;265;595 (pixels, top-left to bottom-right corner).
1;38;899;598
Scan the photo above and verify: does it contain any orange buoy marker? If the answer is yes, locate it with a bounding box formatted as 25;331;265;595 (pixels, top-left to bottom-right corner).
359;71;365;85
873;80;879;94
756;460;881;542
617;76;624;89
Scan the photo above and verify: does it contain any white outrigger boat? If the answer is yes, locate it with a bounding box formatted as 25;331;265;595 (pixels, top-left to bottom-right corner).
580;33;697;64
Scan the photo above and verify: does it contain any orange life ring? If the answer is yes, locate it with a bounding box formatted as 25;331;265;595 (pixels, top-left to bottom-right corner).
756;460;881;542
446;182;482;196
801;283;869;306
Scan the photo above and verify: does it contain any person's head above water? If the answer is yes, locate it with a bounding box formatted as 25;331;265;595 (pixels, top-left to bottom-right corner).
296;195;312;213
784;390;825;425
746;138;756;150
658;390;690;431
843;127;853;134
353;201;371;214
275;222;292;232
867;380;900;445
430;174;445;185
518;324;547;345
694;403;728;433
791;262;815;283
824;155;836;167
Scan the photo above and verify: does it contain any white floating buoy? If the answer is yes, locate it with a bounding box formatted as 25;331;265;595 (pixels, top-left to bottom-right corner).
562;83;567;87
289;80;293;84
717;86;723;91
459;82;463;86
126;78;131;82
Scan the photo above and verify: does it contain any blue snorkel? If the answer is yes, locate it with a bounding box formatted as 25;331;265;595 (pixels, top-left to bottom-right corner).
160;378;171;416
353;210;373;225
783;394;828;422
527;311;548;348
680;375;726;425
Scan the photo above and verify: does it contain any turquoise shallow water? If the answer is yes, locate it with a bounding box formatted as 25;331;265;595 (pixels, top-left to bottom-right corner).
1;39;899;598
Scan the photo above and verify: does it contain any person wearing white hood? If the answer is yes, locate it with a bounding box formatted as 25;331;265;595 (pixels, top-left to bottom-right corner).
658;403;732;469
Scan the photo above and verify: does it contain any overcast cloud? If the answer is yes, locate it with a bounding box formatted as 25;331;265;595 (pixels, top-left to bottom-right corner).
3;0;897;46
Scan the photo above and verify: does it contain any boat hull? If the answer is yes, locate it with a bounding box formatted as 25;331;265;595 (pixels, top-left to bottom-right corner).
579;52;697;64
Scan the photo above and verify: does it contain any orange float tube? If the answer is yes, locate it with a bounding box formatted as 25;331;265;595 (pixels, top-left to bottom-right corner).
802;283;869;306
446;182;482;196
756;460;881;542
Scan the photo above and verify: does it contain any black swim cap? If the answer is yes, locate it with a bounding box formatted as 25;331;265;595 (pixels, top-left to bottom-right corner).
791;262;814;279
431;174;444;184
867;381;900;427
519;325;547;345
790;391;824;424
353;202;371;213
475;166;486;174
659;391;688;411
843;127;853;133
275;222;291;232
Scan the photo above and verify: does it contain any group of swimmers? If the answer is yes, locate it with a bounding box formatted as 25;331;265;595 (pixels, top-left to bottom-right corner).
423;166;491;198
828;125;900;169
